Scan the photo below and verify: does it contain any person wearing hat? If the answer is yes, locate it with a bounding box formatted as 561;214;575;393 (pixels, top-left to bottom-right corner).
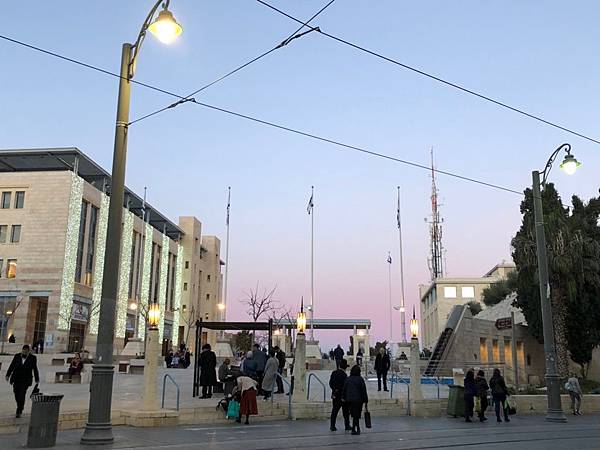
5;344;40;418
329;358;350;431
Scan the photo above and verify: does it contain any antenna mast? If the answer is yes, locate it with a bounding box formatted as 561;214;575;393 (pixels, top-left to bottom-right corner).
427;148;445;280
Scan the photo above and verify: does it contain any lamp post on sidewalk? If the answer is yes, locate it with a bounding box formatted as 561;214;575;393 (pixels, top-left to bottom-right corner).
532;143;580;423
81;2;182;444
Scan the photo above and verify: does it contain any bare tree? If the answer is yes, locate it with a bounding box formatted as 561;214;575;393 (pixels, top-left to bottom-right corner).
240;283;278;344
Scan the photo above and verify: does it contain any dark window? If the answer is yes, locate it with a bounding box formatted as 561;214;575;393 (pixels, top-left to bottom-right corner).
1;192;11;209
129;231;138;298
148;243;156;301
206;294;210;301
0;259;3;278
134;234;143;300
526;354;531;366
207;274;211;282
0;225;7;243
153;246;161;302
165;253;172;310
169;256;176;309
10;225;21;243
14;191;25;209
32;298;48;346
185;261;189;269
84;205;98;285
75;201;88;282
183;283;188;291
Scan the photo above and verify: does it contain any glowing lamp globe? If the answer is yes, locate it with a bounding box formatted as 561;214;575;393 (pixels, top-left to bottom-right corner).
148;303;160;329
217;303;225;311
296;311;307;334
148;9;183;44
559;153;581;176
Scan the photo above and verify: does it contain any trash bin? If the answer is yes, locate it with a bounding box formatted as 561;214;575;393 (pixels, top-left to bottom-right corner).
27;394;64;448
447;385;465;418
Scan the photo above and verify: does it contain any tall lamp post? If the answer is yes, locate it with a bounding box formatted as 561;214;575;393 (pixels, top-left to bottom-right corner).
81;2;182;445
532;143;580;423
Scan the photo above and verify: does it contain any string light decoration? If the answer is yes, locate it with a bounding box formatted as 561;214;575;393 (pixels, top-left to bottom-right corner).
115;211;134;338
171;244;184;346
88;193;109;335
158;234;169;341
58;173;84;331
137;222;154;341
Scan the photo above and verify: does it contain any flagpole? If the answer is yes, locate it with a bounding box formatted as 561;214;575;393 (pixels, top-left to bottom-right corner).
310;186;315;341
397;187;407;342
387;251;393;343
223;187;231;324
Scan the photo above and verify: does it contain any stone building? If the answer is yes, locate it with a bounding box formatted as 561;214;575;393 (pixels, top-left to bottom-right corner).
419;262;515;350
0;148;222;355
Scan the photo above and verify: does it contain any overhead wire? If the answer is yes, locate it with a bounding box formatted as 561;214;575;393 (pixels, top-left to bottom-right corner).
0;32;524;197
256;0;600;146
128;0;336;125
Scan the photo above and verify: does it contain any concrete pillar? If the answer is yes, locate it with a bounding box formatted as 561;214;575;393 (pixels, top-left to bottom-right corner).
409;337;424;413
292;332;307;404
143;328;159;410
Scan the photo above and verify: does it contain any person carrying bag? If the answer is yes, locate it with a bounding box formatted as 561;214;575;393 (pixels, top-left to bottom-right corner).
364;404;372;429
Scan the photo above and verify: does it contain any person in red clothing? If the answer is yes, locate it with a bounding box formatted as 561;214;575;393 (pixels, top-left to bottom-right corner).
234;376;258;425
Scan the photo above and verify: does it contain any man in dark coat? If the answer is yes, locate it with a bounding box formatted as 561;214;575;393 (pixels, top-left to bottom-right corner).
252;344;267;391
274;346;286;394
333;344;344;369
342;365;368;435
374;347;391;391
6;344;40;418
199;344;217;398
329;359;350;431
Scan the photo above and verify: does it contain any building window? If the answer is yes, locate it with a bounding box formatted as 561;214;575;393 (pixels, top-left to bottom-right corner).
526;354;531;366
10;225;21;243
207;274;211;282
183;282;188;291
1;192;11;209
153;246;161;302
206;294;210;301
185;261;189;269
461;286;475;298
0;259;3;278
0;225;7;243
7;259;17;278
443;287;457;298
0;296;18;341
169;256;176;308
14;191;25;209
129;231;138;298
84;205;98;285
75;201;88;282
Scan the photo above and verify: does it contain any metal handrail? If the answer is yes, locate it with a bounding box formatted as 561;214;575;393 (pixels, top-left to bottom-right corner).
307;373;326;403
273;373;293;420
389;370;411;415
161;373;180;411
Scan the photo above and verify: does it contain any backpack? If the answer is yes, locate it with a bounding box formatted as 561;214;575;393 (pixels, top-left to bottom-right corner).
564;381;573;392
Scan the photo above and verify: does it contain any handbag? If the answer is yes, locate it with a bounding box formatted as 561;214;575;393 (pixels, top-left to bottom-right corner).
364;404;372;429
30;384;40;398
226;399;240;419
505;397;517;416
474;396;481;413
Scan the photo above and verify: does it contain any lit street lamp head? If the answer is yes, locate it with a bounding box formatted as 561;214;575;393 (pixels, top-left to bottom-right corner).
149;8;183;44
560;153;581;176
148;303;160;330
217;303;225;311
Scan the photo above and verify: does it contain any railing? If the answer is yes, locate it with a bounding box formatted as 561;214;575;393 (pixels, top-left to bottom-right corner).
273;373;292;420
389;371;411;415
307;373;327;403
161;373;180;411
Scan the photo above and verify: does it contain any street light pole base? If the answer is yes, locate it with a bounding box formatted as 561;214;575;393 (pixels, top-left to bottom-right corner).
80;422;114;445
545;409;567;422
80;364;115;445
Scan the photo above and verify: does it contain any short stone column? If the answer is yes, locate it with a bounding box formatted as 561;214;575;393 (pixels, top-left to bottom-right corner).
292;332;307;404
409;336;425;415
143;327;159;410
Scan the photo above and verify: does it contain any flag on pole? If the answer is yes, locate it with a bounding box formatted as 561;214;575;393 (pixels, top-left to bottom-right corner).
307;190;314;215
226;187;231;226
387;252;392;264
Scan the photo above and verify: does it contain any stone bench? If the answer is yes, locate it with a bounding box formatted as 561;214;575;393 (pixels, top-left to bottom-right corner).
129;361;144;375
55;372;80;383
118;361;130;373
51;358;65;366
45;369;91;384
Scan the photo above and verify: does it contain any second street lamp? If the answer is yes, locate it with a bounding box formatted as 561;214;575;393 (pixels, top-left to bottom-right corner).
532;143;580;423
81;1;182;445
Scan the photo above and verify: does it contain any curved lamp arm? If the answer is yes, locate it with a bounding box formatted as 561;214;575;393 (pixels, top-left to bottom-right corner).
539;143;571;186
128;0;170;79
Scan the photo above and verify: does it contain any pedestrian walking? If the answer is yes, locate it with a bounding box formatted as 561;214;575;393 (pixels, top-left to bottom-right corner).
242;351;257;379
489;368;510;422
329;359;350;431
333;344;344;369
374;348;390;392
199;343;217;398
356;349;363;366
342;365;368;435
566;374;583;415
262;349;278;401
234;375;258;425
252;344;267;391
475;370;489;422
5;344;40;418
275;346;286;394
463;370;478;422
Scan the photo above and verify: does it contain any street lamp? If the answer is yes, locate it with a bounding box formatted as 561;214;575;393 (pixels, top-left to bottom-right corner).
532;143;580;423
81;1;182;445
148;303;160;330
297;299;307;334
410;307;419;339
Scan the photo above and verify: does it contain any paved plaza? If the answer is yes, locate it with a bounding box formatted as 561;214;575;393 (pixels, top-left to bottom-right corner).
0;365;448;417
1;415;599;449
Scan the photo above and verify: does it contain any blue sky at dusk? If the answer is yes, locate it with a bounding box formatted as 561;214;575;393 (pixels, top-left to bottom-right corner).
1;1;599;349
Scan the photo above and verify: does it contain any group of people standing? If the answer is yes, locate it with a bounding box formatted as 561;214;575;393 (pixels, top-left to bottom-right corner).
464;368;512;423
329;359;369;435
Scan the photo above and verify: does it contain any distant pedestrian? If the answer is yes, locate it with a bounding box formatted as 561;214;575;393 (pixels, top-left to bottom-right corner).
219;358;236;396
333;344;345;369
5;344;40;418
374;348;390;392
475;370;489;422
489;368;510;422
342;365;368;435
275;346;286;394
329;359;350;431
262;349;278;401
234;376;258;425
329;349;335;360
252;344;267;391
199;344;217;399
356;349;363;366
242;351;257;379
68;353;83;382
399;351;408;361
463;369;478;422
566;374;583;415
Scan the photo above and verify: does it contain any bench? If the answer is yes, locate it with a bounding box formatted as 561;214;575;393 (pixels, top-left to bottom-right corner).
55;372;81;383
118;361;130;373
129;361;145;375
51;358;65;366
